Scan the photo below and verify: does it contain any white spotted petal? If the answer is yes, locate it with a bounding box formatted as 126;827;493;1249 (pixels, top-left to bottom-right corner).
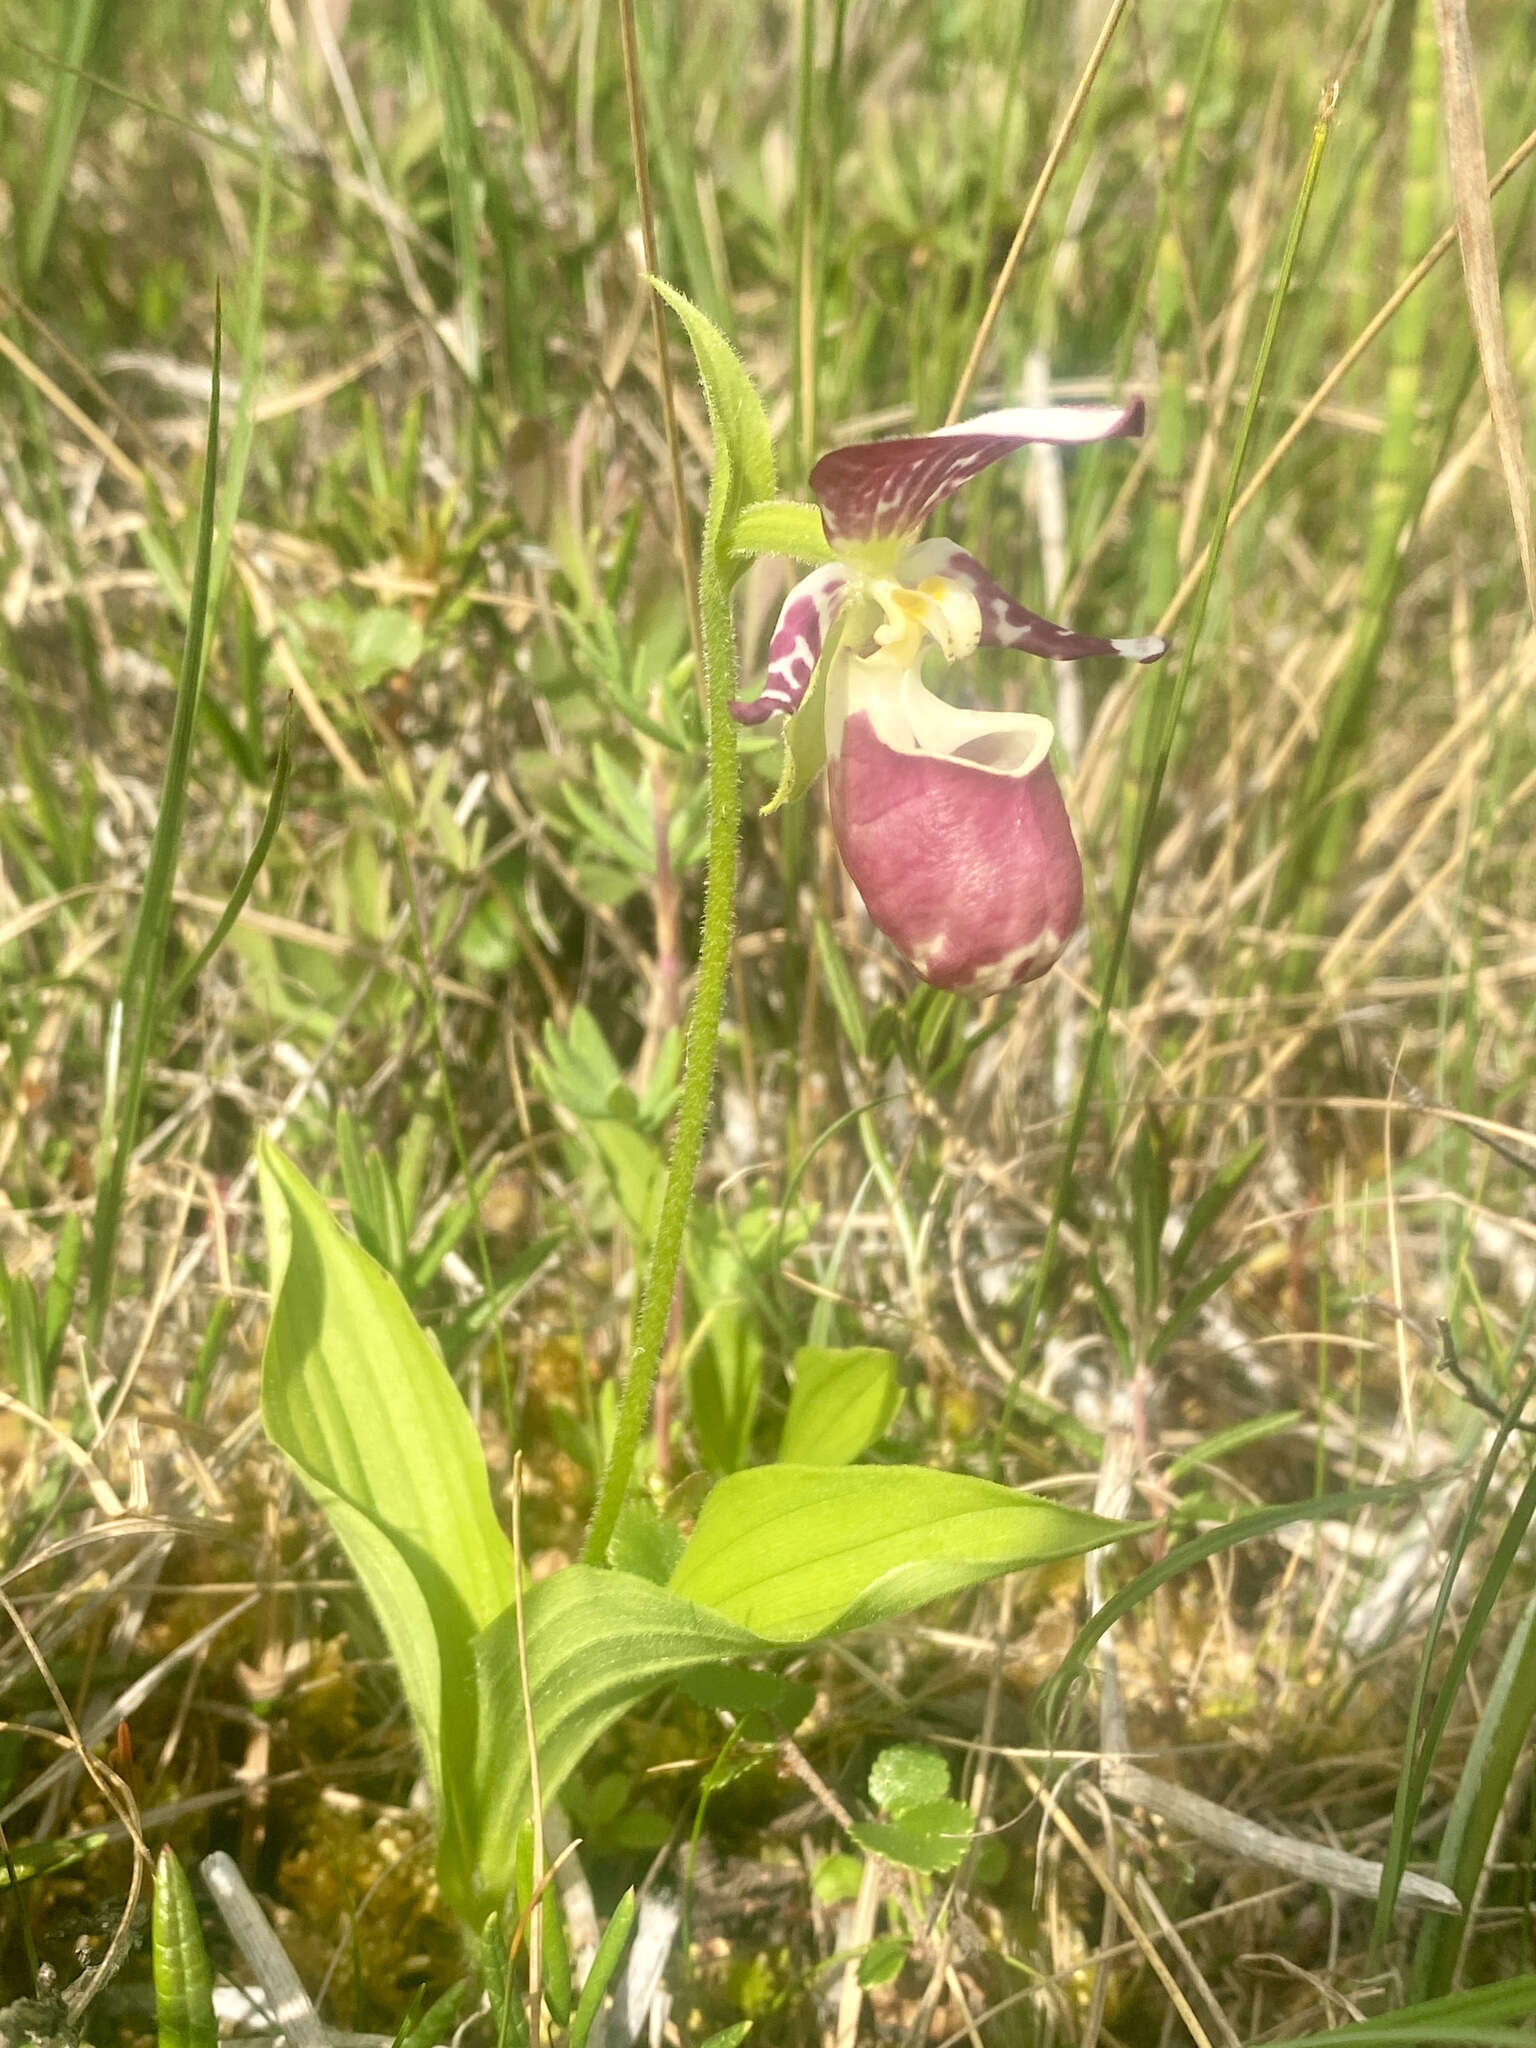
732;563;847;725
899;539;1166;666
809;400;1148;554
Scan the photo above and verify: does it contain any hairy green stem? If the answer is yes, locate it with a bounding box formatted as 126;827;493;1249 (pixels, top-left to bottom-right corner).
583;561;740;1564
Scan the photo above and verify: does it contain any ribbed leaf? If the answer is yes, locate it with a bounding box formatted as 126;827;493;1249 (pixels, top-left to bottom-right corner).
779;1346;901;1466
669;1465;1124;1643
469;1567;756;1908
258;1138;516;1918
153;1847;215;2048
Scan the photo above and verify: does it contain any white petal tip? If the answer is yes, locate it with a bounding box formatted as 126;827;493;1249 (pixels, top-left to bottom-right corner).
1113;635;1168;664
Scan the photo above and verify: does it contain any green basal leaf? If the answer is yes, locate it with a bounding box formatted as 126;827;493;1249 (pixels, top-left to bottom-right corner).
669;1465;1127;1643
849;1797;975;1874
469;1566;757;1908
609;1492;687;1584
650;278;774;569
761;613;840;817
258;1152;1124;1924
258;1138;516;1920
259;1139;516;1625
727;499;834;565
153;1847;216;2048
779;1346;902;1467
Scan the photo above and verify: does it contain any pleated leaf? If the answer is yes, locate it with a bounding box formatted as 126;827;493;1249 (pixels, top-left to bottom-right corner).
669;1465;1124;1643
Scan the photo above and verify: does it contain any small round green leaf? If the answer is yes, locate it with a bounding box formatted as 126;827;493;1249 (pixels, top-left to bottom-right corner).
868;1743;948;1816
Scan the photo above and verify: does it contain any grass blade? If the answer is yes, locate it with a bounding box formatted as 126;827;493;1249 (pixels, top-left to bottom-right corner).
1034;1479;1414;1735
1432;0;1536;623
1370;1353;1536;1943
569;1889;636;2048
1411;1582;1536;1995
83;298;222;1358
165;699;293;1008
1272;3;1440;932
22;0;117;286
995;84;1338;1461
419;0;484;385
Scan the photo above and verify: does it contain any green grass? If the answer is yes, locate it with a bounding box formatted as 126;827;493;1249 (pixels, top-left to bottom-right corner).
3;0;1536;2038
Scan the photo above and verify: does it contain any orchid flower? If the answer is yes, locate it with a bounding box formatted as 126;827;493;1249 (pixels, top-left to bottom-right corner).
732;403;1167;997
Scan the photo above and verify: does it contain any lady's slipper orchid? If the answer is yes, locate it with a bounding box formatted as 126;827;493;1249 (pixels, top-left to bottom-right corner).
733;404;1167;997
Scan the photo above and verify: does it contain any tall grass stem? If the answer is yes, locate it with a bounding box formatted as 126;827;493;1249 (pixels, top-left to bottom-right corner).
1273;0;1440;934
946;0;1138;423
991;87;1338;1468
84;300;223;1359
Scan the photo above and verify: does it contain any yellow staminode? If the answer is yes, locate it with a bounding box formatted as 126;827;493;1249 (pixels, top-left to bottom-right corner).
867;573;982;668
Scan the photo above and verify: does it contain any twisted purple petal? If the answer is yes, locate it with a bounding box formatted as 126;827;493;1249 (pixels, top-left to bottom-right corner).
810;400;1147;552
731;564;848;725
902;539;1167;665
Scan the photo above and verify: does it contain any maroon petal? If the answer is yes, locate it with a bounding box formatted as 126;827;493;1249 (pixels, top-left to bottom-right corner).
825;657;1084;996
902;540;1167;665
731;565;848;725
810;400;1147;553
